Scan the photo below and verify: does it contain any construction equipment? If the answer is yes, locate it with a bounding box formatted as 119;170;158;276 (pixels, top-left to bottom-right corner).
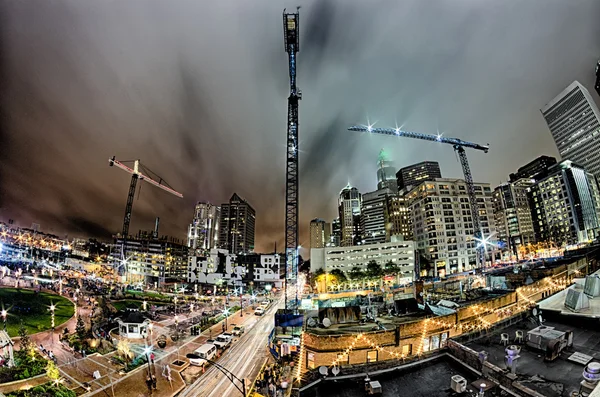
108;157;183;272
283;7;301;312
348;125;489;268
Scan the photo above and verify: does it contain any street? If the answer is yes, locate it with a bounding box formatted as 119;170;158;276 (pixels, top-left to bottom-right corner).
179;296;281;397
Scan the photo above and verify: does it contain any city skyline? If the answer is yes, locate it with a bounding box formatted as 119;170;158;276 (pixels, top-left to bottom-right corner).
2;0;600;256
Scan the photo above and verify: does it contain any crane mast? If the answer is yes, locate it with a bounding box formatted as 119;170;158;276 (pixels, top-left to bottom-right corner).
348;125;490;270
283;8;301;312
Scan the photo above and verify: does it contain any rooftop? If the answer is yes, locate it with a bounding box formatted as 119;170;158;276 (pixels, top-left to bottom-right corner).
466;319;600;397
302;355;504;397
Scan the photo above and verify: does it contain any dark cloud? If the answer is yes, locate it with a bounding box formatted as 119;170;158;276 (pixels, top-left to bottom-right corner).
1;0;600;252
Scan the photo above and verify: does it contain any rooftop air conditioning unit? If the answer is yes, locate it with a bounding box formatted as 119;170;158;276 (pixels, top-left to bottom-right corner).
584;275;600;298
451;375;467;393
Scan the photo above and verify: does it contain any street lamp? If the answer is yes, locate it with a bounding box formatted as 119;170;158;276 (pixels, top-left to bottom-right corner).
1;308;7;331
49;304;55;346
143;346;153;376
223;306;230;331
142;300;147;311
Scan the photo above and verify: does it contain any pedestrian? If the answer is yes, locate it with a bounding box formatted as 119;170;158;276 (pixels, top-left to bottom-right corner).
145;376;153;395
150;352;155;364
151;374;157;390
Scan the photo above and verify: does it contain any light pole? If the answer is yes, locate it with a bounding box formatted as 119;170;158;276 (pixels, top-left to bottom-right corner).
1;308;7;331
223;305;230;331
148;323;153;346
239;287;243;318
49;303;55;346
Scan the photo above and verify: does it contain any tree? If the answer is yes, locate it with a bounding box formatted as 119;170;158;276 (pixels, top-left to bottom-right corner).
348;266;365;281
384;261;401;276
365;261;383;279
329;269;347;284
18;321;33;355
76;315;86;340
310;268;325;287
46;360;60;381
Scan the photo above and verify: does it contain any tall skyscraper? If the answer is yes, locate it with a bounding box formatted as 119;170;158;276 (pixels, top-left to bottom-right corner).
338;184;362;246
187;202;220;255
218;193;256;254
385;194;412;241
541;81;600;181
595;59;600;96
396;161;442;192
377;149;398;192
528;160;600;245
509;156;557;182
360;188;392;245
408;179;495;277
330;218;341;247
493;180;535;255
309;219;330;249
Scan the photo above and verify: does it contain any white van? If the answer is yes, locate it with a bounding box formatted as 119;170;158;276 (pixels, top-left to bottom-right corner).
189;343;217;366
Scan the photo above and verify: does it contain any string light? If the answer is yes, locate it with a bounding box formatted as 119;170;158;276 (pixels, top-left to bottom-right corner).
320;273;573;375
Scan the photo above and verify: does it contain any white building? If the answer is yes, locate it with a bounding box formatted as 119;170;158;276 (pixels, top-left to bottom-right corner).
310;241;415;285
407;178;496;277
541;80;600;181
338;184;362;246
187;202;220;255
187;249;283;288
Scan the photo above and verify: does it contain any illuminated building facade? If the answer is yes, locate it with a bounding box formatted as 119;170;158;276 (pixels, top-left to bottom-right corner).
385;193;412;241
111;234;188;286
218;193;256;254
309;219;330;249
187;202;220;255
528;160;600;245
396;161;442;192
360;188;392;245
493;180;535;254
408;179;495;277
541;80;600;181
310;240;415;285
338;184;362;246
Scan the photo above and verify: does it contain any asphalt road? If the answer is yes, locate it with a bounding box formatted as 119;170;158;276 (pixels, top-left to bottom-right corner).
179;296;281;397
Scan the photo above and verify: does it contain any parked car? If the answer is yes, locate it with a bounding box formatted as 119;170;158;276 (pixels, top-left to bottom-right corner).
254;307;265;316
189;343;217;366
232;325;245;336
213;334;232;349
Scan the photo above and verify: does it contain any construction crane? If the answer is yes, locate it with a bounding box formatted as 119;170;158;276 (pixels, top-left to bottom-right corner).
109;157;183;272
348;124;490;269
283;8;301;312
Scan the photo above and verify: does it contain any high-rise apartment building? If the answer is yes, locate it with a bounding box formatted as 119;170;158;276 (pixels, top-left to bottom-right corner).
360;188;392;245
377;149;398;192
385;194;412;241
111;234;188;286
408;179;495;277
493;180;535;255
509;156;557;182
338;184;362;246
187;202;220;255
396;161;442;192
541;81;600;180
309;219;330;249
218;193;256;254
528;160;600;245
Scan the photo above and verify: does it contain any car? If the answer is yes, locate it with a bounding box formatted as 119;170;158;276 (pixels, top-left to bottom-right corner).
254;307;265;316
260;300;270;308
213;334;232;349
189;343;217;366
222;332;233;341
232;325;245;336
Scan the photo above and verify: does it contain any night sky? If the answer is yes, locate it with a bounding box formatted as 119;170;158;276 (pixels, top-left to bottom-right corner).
1;0;599;256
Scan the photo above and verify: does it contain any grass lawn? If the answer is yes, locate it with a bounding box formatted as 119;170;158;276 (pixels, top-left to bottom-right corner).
111;300;166;311
0;288;74;337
